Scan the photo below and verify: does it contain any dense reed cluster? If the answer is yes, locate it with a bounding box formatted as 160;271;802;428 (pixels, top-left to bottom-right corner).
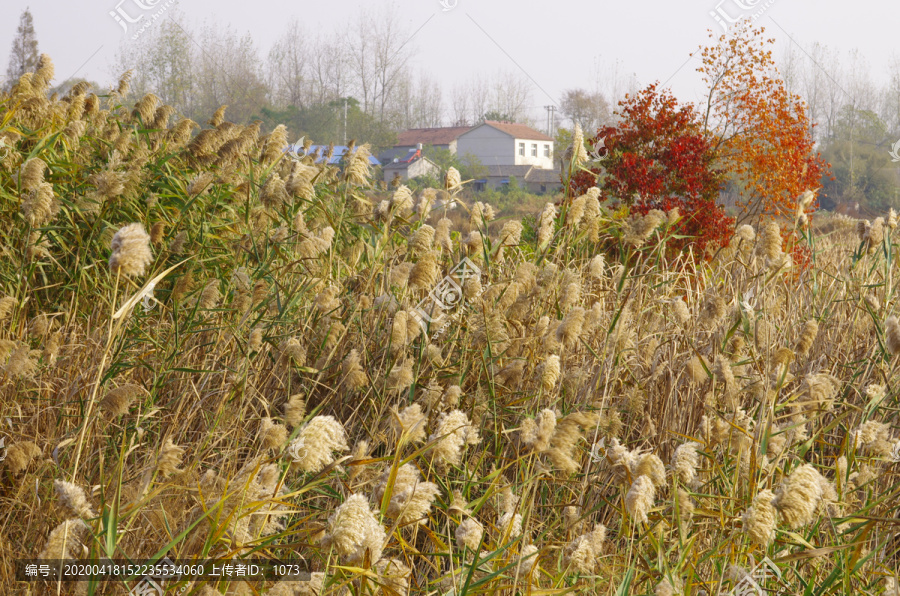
1;57;899;595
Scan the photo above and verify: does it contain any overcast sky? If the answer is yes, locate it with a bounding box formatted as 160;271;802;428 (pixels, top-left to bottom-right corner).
2;0;896;123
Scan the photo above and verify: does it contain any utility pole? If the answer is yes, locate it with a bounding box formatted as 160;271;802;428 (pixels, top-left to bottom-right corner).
343;98;348;146
849;108;854;200
544;105;556;137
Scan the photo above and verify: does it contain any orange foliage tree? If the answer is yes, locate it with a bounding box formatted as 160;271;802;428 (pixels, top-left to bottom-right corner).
697;22;828;222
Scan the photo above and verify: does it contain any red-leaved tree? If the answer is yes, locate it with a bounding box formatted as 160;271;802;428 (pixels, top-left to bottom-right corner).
571;84;734;254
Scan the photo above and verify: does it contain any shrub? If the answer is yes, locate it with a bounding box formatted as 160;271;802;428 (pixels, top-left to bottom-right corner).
570;83;734;255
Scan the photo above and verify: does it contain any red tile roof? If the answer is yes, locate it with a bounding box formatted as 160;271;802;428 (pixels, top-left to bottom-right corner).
395;126;472;147
481;120;554;141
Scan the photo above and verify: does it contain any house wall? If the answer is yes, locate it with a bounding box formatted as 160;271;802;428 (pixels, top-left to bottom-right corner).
515;138;554;169
383;159;440;182
409;159;440;179
457;126;516;167
383;167;408;183
458;125;554;169
483;176;507;190
484;175;531;191
525;180;561;194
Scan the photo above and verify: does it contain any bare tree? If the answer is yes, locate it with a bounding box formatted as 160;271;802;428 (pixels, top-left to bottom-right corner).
453;71;533;125
795;43;830;143
111;15;268;124
416;74;444;127
779;44;801;98
560;88;610;134
112;14;194;116
467;75;491;123
345;16;375;115
490;71;532;123
591;57;639;116
345;5;414;123
883;54;900;135
194;22;267;124
267;18;308;109
309;33;347;105
370;6;414;123
845;49;877;114
805;47;878;142
450;84;470;126
817;45;845;141
394;71;443;128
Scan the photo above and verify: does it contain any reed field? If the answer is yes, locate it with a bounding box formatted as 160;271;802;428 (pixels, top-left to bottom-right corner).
2;56;900;595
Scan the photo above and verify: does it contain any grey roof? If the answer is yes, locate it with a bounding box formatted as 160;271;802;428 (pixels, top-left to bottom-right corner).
378;147;411;163
485;165;535;177
525;168;562;184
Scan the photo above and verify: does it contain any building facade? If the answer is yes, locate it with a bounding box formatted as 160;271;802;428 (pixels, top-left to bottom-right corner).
382;154;441;183
456;121;554;170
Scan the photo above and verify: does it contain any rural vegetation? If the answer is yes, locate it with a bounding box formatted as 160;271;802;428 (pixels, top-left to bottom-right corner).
1;13;900;596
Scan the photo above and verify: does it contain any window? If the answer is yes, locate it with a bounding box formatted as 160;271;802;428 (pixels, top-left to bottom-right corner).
544;144;551;157
531;143;538;157
518;142;525;156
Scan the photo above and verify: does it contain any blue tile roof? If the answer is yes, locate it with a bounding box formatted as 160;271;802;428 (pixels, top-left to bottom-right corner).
284;144;381;166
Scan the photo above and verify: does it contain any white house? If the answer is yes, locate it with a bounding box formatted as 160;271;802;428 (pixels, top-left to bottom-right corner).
382;148;441;183
456;120;554;170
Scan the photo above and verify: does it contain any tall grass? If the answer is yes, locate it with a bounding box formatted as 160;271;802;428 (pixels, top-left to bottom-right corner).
1;56;899;595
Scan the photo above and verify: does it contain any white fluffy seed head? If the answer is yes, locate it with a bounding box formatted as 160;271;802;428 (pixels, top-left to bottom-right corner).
109;223;153;277
625;475;655;524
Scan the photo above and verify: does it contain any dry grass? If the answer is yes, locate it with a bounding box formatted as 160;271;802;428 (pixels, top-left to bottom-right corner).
1;57;899;595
